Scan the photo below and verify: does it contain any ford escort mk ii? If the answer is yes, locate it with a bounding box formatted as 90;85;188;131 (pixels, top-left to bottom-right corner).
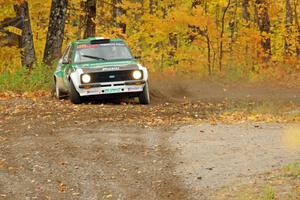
54;37;150;104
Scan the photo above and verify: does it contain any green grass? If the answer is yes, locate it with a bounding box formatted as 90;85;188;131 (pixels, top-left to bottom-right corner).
283;162;300;179
249;101;280;115
222;99;298;118
0;64;54;92
215;162;300;200
261;186;276;200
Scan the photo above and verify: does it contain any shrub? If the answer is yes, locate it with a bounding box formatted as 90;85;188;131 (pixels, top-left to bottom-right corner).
0;63;54;92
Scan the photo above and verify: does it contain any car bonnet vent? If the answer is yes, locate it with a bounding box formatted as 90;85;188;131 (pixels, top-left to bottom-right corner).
90;39;111;44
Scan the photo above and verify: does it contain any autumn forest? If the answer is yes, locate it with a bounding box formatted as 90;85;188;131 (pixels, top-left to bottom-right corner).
1;1;300;199
0;0;300;91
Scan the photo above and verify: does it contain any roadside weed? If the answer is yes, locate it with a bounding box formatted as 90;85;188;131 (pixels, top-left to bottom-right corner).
0;63;54;92
261;186;275;200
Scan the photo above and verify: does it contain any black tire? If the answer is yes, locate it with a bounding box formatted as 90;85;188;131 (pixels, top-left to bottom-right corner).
139;82;150;105
69;79;82;104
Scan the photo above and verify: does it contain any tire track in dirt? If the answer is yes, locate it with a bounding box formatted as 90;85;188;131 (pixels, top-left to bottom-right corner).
0;121;191;199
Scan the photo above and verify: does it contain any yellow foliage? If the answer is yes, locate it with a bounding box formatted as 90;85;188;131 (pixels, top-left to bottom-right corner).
0;0;299;83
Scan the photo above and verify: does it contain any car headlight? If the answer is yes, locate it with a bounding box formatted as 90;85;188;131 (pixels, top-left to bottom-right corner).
82;74;91;83
132;70;142;80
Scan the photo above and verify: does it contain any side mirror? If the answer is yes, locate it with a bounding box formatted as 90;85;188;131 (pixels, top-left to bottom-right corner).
62;58;69;64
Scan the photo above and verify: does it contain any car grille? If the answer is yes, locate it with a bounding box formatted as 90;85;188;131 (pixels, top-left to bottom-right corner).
83;70;142;84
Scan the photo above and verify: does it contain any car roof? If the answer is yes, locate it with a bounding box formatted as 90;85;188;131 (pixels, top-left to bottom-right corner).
72;37;124;45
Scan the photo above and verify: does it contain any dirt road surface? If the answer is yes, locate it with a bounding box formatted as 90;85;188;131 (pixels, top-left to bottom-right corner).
0;80;299;199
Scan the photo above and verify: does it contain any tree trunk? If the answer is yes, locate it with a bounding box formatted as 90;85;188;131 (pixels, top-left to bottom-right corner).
168;32;177;58
43;0;68;66
112;0;126;33
149;0;156;14
242;0;250;69
294;0;300;57
285;0;293;56
77;1;85;39
206;33;212;76
242;0;250;22
219;0;231;71
98;0;105;27
254;2;259;25
255;0;271;60
190;1;211;75
14;0;36;68
229;0;238;55
192;0;201;8
83;0;96;38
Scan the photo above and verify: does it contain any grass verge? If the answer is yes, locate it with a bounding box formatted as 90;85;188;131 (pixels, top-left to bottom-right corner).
215;162;300;200
0;64;54;92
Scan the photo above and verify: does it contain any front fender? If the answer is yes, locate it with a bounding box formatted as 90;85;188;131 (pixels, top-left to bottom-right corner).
69;69;84;92
137;64;149;81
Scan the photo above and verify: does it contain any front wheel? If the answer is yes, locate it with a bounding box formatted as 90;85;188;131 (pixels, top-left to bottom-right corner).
69;79;82;104
139;82;150;105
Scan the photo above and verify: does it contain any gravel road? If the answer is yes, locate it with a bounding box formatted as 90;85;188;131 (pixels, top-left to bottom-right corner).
0;81;299;199
1;117;299;199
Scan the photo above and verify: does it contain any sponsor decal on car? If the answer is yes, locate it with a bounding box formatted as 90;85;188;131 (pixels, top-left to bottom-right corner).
86;90;97;94
77;44;100;49
128;87;142;91
102;67;120;71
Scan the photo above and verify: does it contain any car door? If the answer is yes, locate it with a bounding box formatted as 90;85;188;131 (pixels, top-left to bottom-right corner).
61;45;73;88
55;45;71;91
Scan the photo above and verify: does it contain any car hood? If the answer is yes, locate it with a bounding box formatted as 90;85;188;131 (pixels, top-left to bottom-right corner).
73;60;139;70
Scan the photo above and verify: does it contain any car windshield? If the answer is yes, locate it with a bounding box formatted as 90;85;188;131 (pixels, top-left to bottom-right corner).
74;43;133;63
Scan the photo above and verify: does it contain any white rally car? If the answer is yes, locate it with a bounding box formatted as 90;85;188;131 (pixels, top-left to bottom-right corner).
53;37;150;104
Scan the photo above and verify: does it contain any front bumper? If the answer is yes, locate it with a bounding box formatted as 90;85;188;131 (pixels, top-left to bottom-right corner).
77;80;145;96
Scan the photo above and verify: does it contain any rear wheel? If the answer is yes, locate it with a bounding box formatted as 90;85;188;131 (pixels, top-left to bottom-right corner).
139;82;150;105
69;79;82;104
